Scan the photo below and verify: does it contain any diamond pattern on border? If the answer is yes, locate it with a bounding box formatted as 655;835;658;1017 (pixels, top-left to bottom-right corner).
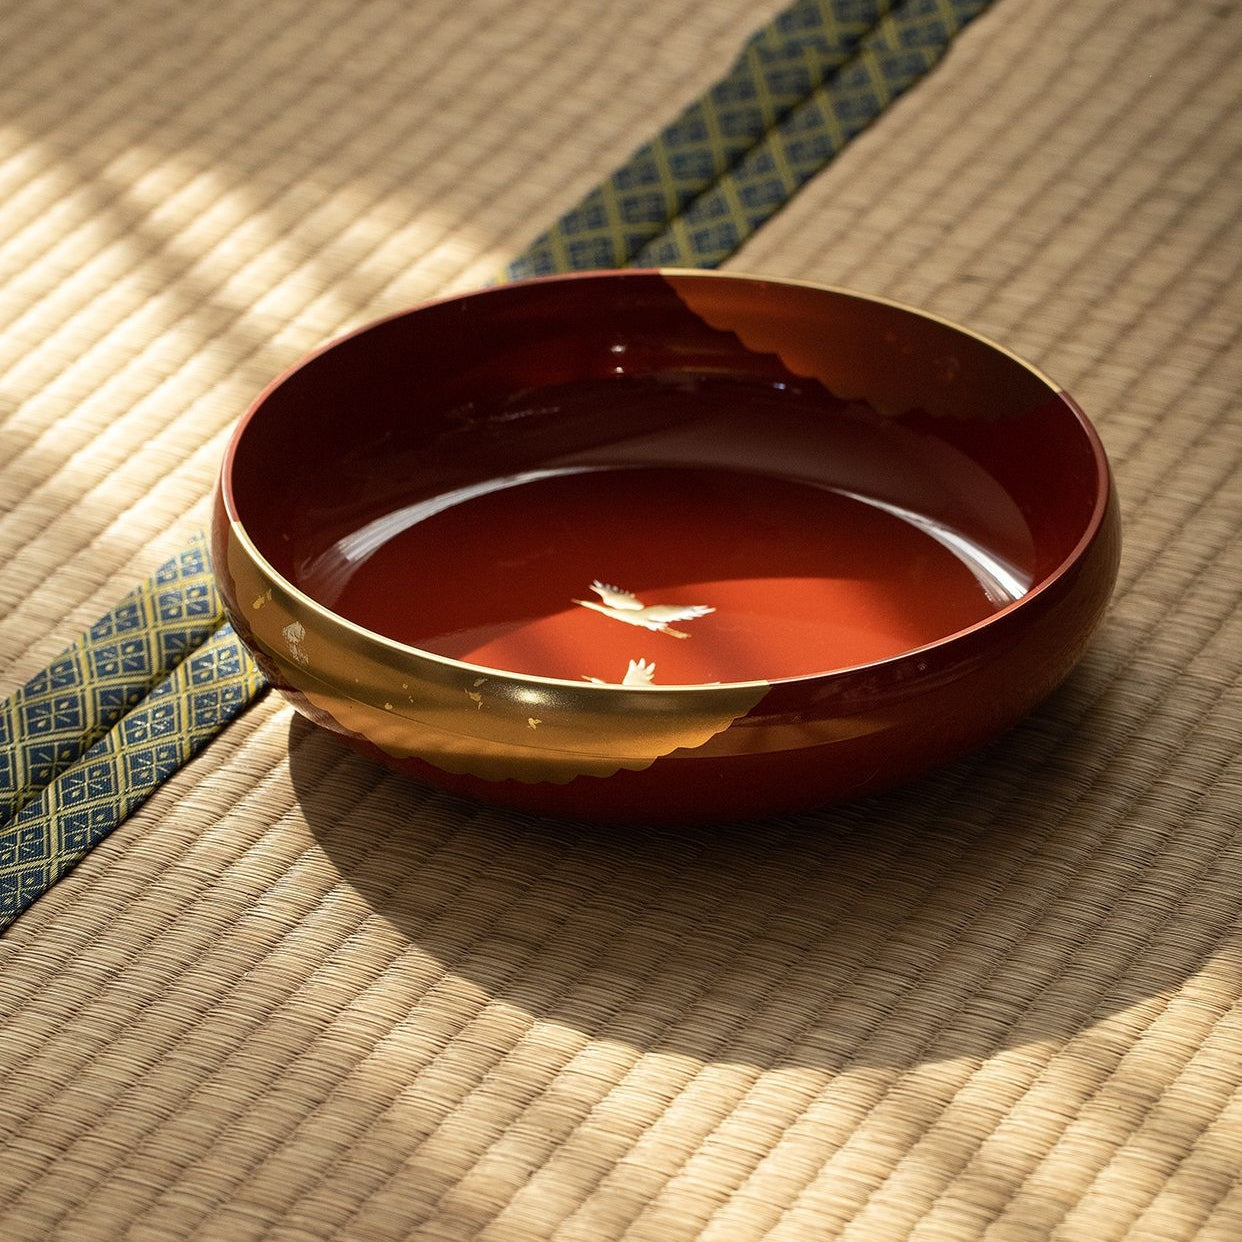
0;534;226;828
0;625;266;929
507;0;990;278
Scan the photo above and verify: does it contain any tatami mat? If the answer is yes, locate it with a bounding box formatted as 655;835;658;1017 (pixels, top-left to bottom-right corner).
3;0;1241;1239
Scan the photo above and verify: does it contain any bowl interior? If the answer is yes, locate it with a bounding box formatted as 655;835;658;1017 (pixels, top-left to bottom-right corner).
223;272;1105;688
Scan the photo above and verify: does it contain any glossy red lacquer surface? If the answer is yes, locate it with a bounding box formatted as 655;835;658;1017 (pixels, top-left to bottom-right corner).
213;270;1120;822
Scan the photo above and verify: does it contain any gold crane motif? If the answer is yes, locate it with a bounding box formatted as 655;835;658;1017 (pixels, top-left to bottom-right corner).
573;580;715;639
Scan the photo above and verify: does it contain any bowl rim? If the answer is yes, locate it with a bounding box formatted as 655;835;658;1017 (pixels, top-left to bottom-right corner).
218;267;1115;694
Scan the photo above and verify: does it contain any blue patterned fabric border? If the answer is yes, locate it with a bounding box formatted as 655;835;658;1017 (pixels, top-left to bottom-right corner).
507;0;992;278
0;535;223;830
1;624;264;926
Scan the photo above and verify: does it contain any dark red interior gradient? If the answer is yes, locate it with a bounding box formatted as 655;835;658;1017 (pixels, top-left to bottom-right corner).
225;273;1103;686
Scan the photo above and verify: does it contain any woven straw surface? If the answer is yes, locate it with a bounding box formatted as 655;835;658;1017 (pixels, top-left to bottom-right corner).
2;0;1241;1239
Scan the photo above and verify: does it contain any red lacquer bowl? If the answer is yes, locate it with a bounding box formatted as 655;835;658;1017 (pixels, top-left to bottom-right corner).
212;270;1120;823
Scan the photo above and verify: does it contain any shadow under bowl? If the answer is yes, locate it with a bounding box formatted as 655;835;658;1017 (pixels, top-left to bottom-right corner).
212;269;1120;823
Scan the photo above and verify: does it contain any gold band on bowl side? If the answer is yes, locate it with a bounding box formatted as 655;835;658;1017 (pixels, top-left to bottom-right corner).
224;524;769;784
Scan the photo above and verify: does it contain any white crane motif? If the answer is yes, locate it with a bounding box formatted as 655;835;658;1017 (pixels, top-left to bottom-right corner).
584;657;658;687
573;580;715;639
